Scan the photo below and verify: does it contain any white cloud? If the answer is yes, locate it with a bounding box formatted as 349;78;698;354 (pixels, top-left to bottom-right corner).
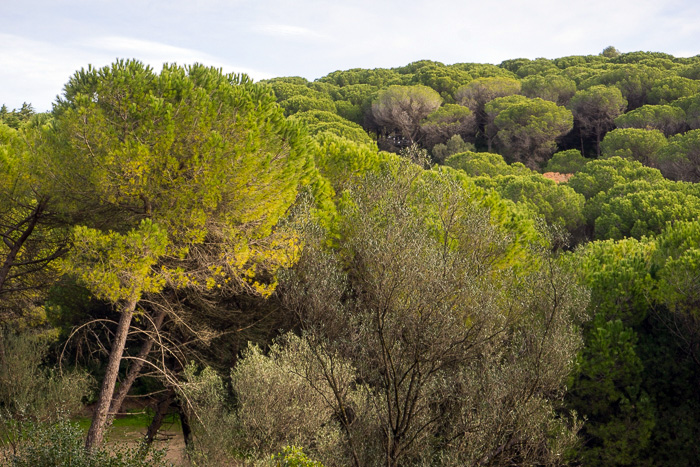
0;34;272;111
83;36;274;80
0;33;88;111
253;24;327;40
5;0;700;109
87;36;203;56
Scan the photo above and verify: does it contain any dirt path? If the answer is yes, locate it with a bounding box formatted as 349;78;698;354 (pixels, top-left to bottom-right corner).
109;427;189;465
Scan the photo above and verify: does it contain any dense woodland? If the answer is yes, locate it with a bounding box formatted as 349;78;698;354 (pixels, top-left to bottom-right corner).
2;46;700;466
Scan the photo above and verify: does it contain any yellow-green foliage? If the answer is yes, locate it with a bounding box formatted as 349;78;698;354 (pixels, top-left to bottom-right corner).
444;151;531;177
573;238;656;325
44;60;314;303
474;174;586;232
545;149;589;173
289;110;375;147
568;156;665;199
415;166;544;270
61;220;168;303
312;132;386;193
273;446;325;467
652;220;700;314
1;123;68;320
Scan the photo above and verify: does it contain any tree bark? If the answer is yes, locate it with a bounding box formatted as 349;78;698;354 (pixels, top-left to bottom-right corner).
176;401;193;450
144;390;174;446
108;307;166;420
0;329;6;371
85;298;137;451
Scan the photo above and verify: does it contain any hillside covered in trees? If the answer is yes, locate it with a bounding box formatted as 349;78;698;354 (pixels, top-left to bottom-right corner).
2;47;700;466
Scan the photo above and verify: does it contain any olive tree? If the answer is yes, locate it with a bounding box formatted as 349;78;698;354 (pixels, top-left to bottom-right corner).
268;164;587;466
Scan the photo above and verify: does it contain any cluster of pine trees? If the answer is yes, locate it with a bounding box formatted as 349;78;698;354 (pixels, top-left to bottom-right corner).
1;48;700;466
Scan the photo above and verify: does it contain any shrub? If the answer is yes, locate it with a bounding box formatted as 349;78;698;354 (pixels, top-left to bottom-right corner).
3;418;167;467
272;445;325;467
0;330;90;421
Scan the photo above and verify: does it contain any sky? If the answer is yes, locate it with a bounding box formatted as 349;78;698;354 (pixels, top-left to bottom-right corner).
3;0;700;111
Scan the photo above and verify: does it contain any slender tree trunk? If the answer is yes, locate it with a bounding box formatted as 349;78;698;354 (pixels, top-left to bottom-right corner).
0;329;6;371
387;438;401;467
108;308;166;420
144;390;174;446
85;298;137;451
176;401;193;449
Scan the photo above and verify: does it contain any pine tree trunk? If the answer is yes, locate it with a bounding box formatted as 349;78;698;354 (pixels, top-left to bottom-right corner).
144;390;174;446
108;308;166;421
85;298;137;451
0;329;6;371
177;402;193;449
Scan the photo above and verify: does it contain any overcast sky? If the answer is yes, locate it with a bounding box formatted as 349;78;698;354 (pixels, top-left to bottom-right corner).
3;0;700;111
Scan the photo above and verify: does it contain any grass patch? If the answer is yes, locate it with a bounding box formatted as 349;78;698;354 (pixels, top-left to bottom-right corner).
73;409;182;443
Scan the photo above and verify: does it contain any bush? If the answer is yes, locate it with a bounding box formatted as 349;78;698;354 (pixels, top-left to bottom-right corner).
272;445;325;467
0;330;90;421
2;418;167;467
177;344;354;466
229;337;352;463
176;364;240;465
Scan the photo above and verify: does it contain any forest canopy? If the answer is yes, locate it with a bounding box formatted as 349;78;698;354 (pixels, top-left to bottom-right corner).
3;48;700;466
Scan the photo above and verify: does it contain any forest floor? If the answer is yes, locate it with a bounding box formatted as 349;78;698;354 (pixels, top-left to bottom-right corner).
79;400;190;465
109;424;188;465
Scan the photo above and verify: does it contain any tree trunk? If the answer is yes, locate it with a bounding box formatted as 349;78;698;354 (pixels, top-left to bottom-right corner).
85;298;137;451
144;390;174;446
176;401;193;450
108;308;166;420
387;439;401;467
0;329;6;371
